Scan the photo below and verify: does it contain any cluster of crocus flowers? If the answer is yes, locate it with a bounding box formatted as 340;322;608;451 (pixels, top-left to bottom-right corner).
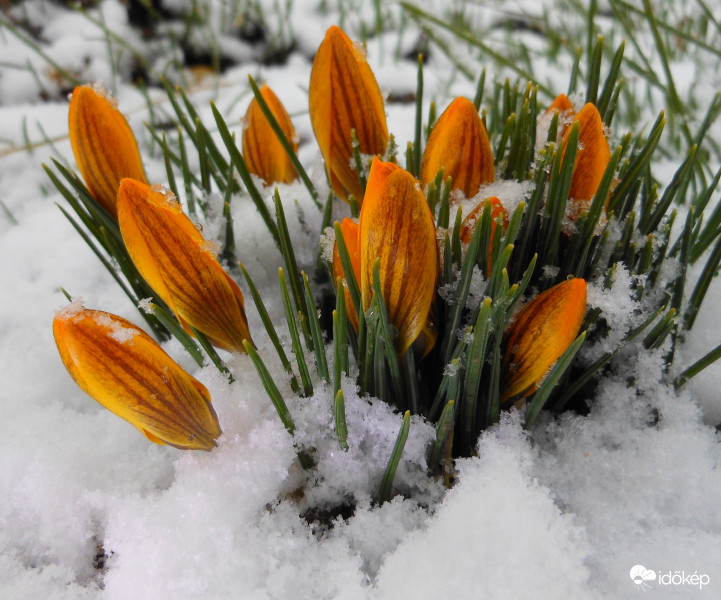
501;277;587;401
117;178;253;354
242;84;299;185
53;305;221;450
420;96;495;199
68;84;147;218
309;25;389;203
334;157;439;357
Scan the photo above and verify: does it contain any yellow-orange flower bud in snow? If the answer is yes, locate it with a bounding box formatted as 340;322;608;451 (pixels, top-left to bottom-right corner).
502;278;586;401
546;93;574;115
242;85;298;185
420;97;494;200
332;218;361;332
562;103;611;212
359;157;438;357
117;179;253;354
309;25;389;203
544;93;575;141
68;84;147;218
53;305;221;450
459;196;508;273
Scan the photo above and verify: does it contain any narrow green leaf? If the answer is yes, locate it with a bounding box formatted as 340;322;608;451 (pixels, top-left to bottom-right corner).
378;411;411;504
279;268;313;397
334;389;349;450
243;340;296;435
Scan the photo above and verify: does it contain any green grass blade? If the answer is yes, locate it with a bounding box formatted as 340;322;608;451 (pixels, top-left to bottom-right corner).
378;411;410;504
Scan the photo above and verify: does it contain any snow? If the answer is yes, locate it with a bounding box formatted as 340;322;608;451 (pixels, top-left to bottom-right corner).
2;0;721;598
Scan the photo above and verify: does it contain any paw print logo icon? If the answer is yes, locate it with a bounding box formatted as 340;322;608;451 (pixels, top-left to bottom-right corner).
630;565;656;590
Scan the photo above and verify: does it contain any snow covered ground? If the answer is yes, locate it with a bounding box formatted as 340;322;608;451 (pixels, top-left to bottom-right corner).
2;0;721;598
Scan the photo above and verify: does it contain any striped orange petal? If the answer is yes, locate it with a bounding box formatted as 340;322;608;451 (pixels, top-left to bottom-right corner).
420;97;494;200
242;84;298;185
332;218;361;332
359;157;438;357
309;25;389;203
561;103;611;213
459;196;508;273
53;305;221;450
117;179;253;354
502;278;586;401
68;84;147;218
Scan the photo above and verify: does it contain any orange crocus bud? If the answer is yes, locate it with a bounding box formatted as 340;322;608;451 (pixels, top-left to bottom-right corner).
561;103;611;213
420;97;494;200
359;157;438;357
332;218;361;332
546;93;574;115
459;196;508;273
53;305;221;450
502;278;586;401
309;25;389;203
68;84;147;219
242;84;298;185
117;179;253;354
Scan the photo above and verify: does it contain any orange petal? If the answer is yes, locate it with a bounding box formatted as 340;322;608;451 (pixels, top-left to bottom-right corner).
242;85;298;185
332;218;361;332
68;84;147;218
420;97;494;200
309;25;389;203
359;157;438;356
502;278;586;401
117;179;253;353
545;93;574;115
561;103;611;212
459;196;508;273
53;305;221;450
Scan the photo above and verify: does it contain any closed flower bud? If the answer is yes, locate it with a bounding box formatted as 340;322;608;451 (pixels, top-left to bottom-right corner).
53;305;221;450
561;103;611;213
117;179;253;354
502;278;586;401
309;25;389;203
68;84;147;219
459;196;508;273
332;217;361;332
360;157;438;357
420;97;494;200
546;93;574;115
242;85;298;185
543;93;575;142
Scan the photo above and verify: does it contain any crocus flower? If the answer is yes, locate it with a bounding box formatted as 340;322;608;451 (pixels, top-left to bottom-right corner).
420;97;494;200
332;217;361;332
242;84;298;185
68;84;147;219
117;179;253;354
546;93;574;115
543;93;575;142
502;278;586;401
459;196;508;273
359;157;438;357
561;103;611;212
53;305;221;450
309;25;389;203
